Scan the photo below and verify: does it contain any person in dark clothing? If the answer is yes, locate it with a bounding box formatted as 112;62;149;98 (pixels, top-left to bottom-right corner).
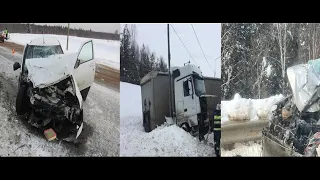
4;28;8;40
213;104;221;157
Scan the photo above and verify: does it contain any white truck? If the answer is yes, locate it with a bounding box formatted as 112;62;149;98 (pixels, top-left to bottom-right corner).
140;64;215;140
13;37;96;142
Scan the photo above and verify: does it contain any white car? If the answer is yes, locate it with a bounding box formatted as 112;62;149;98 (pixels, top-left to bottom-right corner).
13;37;96;142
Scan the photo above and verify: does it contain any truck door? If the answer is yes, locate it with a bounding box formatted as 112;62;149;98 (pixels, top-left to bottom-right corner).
182;77;197;118
73;40;96;91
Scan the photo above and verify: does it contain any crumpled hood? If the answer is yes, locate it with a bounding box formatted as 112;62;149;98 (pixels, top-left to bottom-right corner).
25;53;78;88
287;61;320;112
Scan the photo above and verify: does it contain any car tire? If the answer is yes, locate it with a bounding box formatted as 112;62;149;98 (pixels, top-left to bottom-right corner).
16;84;29;115
80;86;90;101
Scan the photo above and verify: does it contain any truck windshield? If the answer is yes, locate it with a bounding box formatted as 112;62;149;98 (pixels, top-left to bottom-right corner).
193;75;206;96
25;45;63;59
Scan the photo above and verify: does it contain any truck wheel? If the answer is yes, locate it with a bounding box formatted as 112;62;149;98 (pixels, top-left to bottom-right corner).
181;123;191;132
16;84;29;115
80;86;90;101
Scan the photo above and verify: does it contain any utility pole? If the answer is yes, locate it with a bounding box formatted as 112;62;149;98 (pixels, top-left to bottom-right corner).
167;24;173;120
67;23;70;51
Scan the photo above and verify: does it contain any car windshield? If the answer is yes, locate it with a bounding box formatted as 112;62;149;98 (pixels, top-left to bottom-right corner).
193;75;206;96
25;45;63;59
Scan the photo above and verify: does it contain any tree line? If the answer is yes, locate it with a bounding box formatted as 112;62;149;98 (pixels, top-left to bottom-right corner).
0;23;119;41
222;23;320;100
120;24;168;85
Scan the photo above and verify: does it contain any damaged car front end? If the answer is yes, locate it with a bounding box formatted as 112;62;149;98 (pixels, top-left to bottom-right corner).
27;76;83;141
14;53;84;142
262;59;320;157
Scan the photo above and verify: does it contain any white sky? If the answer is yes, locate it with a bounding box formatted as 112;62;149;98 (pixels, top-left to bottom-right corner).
122;23;221;78
32;23;120;33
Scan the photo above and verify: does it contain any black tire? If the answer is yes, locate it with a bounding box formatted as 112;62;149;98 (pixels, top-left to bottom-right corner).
80;86;90;101
16;84;29;115
181;123;191;132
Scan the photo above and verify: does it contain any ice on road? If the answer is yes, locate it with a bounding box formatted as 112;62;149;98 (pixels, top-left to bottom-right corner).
120;82;214;157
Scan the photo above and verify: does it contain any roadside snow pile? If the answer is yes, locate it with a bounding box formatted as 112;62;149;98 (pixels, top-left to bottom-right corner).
221;141;262;157
8;33;120;69
222;93;284;124
120;82;214;156
120;116;214;156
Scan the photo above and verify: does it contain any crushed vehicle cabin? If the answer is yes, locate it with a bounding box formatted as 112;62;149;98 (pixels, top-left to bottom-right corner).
13;37;96;142
262;59;320;157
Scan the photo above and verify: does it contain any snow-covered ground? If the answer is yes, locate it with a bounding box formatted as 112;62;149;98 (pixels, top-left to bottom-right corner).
222;93;284;124
0;46;119;156
221;141;262;157
8;33;120;70
120;82;215;156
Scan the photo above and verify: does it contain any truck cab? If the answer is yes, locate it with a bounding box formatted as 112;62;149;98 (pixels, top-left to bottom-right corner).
172;64;209;138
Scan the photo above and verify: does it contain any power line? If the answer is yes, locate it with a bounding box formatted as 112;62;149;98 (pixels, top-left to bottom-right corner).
191;24;215;75
170;24;198;66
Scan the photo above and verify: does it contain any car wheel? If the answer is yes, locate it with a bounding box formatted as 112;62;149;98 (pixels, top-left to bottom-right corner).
16;84;29;115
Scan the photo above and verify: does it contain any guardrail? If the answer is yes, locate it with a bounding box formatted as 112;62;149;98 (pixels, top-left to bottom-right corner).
221;120;268;146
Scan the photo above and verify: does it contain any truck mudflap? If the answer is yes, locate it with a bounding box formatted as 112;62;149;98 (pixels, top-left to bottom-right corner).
262;129;303;157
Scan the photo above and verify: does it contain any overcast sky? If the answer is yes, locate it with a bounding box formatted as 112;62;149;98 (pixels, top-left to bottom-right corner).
123;23;221;78
32;23;119;33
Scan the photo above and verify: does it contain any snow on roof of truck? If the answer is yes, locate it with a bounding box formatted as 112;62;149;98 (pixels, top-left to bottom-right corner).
140;71;168;86
29;37;61;46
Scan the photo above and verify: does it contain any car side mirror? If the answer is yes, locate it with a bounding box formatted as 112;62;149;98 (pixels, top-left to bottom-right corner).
74;59;80;69
13;62;21;71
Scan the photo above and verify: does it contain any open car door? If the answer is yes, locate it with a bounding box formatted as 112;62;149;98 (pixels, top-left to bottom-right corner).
73;40;96;92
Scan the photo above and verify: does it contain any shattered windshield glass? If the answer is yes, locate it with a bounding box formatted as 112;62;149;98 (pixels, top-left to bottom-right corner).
25;45;63;59
193;75;206;96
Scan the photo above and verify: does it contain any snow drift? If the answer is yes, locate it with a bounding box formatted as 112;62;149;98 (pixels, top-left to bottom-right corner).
222;93;284;124
221;141;262;157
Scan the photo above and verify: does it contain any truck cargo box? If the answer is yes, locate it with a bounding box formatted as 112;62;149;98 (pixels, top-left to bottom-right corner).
140;71;170;131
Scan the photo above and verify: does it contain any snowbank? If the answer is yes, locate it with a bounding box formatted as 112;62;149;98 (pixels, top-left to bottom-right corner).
120;116;214;156
8;33;120;70
221;141;262;157
222;93;284;124
120;82;214;156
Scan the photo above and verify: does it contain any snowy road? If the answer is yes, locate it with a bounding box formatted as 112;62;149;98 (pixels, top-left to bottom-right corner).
0;46;119;156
